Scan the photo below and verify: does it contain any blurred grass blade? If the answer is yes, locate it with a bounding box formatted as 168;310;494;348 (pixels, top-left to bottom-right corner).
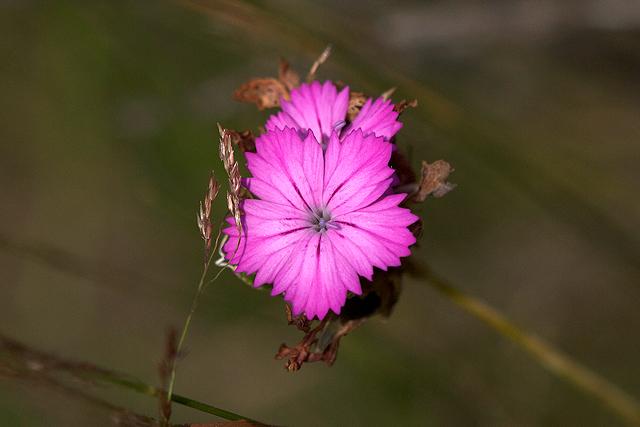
411;267;640;427
0;334;268;425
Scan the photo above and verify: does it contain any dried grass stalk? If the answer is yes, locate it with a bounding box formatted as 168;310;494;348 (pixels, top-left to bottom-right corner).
197;173;220;259
218;124;243;244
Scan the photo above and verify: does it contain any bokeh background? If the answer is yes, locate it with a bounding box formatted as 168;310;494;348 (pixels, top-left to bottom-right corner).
2;1;640;425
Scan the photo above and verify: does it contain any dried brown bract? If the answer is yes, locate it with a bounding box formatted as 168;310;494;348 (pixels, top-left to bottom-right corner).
307;45;332;82
347;91;367;122
394;98;418;114
414;160;456;201
381;87;396;100
276;268;404;371
234;57;303;111
233;78;288;110
285;304;311;333
197;172;220;259
275;316;365;371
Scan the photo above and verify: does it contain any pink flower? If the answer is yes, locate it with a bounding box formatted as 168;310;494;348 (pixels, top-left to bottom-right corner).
266;81;402;144
222;120;418;319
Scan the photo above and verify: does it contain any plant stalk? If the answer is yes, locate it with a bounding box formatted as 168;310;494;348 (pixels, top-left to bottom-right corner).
0;334;266;425
166;248;217;407
100;372;262;423
413;267;640;426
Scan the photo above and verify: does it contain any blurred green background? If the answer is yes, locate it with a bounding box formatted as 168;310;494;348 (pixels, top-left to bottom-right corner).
1;0;639;425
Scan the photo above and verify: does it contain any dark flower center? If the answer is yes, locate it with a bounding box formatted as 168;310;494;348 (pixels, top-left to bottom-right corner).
311;208;339;232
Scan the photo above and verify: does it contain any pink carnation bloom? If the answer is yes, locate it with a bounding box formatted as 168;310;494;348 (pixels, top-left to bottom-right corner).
223;82;418;320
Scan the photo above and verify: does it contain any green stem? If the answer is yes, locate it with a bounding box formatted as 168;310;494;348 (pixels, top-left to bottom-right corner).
166;248;217;406
0;334;266;425
166;222;229;418
98;373;262;423
413;267;640;426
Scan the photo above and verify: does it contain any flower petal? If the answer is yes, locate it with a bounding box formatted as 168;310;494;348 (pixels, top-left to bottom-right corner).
266;81;349;143
344;97;402;140
323;130;395;216
331;196;418;268
248;128;323;211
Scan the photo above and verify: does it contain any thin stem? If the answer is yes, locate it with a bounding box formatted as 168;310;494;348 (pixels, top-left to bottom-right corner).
0;334;266;425
411;266;640;426
166;221;228;416
99;373;262;423
166;247;217;405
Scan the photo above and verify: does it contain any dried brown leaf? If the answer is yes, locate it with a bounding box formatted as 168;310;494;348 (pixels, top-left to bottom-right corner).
394;99;418;114
285;304;311;333
414;160;456;202
275;315;366;371
275;266;408;371
233;78;287;110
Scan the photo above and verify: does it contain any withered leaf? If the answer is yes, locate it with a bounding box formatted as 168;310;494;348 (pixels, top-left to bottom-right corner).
275;268;405;371
415;160;456;201
275;315;362;371
285;304;311;333
233;78;288;110
394;99;418;114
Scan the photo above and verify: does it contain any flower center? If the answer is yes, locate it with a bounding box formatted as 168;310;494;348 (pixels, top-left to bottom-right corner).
311;208;339;233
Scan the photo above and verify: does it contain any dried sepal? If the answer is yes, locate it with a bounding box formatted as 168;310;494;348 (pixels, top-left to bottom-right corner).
233;78;288;110
276;268;405;371
347;91;367;121
307;45;332;82
278;58;300;91
197;172;219;258
414;160;456;202
275;316;365;371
